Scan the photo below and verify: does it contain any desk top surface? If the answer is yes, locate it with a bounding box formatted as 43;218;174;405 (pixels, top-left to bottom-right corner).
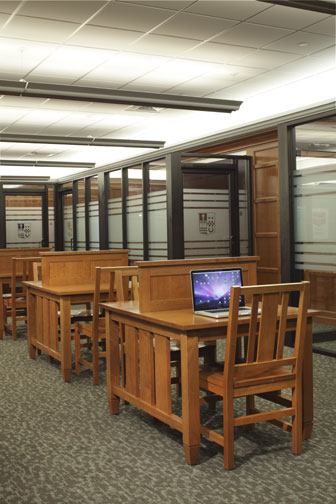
101;300;318;332
23;280;109;296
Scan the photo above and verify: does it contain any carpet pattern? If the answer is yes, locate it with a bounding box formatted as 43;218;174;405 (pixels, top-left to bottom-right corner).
0;327;336;504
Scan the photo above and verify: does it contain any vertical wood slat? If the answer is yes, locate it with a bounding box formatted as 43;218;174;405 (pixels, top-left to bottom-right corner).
276;293;289;359
154;333;172;414
257;294;279;361
42;297;50;348
125;325;139;396
139;329;155;405
36;296;43;345
49;300;59;352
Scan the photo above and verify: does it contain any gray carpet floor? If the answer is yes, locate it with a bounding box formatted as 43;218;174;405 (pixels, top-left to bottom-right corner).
1;327;336;504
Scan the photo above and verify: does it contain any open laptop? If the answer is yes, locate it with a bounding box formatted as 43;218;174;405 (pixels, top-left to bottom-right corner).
190;267;251;319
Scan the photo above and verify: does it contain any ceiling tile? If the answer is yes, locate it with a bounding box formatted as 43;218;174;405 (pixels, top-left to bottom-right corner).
78;52;168;88
116;1;192;10
90;2;175;32
278;53;336;75
68;25;143;50
0;95;48;108
1;15;80;43
167;75;239;97
27;45;112;81
212;22;293;48
248;4;330;30
303;16;336;37
0;2;20;14
0;12;10;26
309;45;336;61
238;48;301;69
130;33;199;57
152;12;238;40
0;38;58;79
186;1;269;20
18;1;106;23
186;42;256;64
265;31;335;55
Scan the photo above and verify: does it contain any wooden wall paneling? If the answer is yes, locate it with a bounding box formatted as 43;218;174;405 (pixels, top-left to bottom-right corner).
251;145;281;284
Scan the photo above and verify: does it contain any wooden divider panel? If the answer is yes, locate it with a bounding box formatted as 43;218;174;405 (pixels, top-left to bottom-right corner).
137;257;258;312
40;250;129;287
0;247;50;275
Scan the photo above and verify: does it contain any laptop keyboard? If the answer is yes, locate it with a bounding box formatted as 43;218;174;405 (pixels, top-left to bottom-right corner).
207;308;251;315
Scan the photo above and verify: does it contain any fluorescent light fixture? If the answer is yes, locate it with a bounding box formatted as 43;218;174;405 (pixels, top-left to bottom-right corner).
0;175;50;182
257;0;336;15
0;79;242;113
0;159;95;168
0;133;165;149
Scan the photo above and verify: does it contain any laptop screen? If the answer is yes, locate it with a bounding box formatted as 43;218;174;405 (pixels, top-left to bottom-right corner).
190;268;245;312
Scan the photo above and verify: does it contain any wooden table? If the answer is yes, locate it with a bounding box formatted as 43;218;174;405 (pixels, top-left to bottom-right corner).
25;281;109;382
102;301;316;465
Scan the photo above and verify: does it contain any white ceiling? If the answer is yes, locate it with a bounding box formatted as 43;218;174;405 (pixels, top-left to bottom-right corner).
0;0;335;180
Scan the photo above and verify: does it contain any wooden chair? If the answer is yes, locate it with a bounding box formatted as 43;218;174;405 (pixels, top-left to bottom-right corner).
199;281;309;470
3;257;42;340
74;266;116;385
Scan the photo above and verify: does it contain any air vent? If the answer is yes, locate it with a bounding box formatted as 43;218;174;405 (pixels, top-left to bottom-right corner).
126;105;164;113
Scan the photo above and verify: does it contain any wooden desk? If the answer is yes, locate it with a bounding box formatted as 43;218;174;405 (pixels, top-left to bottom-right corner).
25;281;110;382
102;301;316;465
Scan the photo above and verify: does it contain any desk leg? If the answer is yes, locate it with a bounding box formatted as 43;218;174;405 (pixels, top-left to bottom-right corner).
181;334;200;465
27;289;36;359
0;281;4;339
302;319;313;439
106;314;120;414
59;298;72;382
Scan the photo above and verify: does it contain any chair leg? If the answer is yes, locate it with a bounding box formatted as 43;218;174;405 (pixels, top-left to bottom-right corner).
92;337;99;385
11;307;17;341
246;395;255;430
292;383;302;455
223;393;235;470
74;324;82;375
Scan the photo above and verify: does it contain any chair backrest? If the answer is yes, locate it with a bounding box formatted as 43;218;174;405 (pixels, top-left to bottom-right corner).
33;261;42;282
114;266;139;301
224;282;309;391
11;256;42;300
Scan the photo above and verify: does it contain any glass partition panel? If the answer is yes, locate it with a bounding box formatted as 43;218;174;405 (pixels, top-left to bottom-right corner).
238;159;250;256
127;166;143;261
183;172;231;258
148;160;167;260
76;179;86;250
88;176;99;250
293;116;336;355
48;186;55;250
63;192;73;251
108;170;122;249
5;194;43;248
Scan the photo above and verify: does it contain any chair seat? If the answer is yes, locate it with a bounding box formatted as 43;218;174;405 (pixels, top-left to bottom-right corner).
200;364;295;397
76;318;105;338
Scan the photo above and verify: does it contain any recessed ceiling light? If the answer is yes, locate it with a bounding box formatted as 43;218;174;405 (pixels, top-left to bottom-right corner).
298;42;308;47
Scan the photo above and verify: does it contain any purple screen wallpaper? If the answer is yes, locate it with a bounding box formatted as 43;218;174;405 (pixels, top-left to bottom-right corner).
192;269;242;310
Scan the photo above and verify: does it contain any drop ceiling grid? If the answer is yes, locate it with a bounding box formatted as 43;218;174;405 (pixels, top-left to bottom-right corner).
0;0;334;177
